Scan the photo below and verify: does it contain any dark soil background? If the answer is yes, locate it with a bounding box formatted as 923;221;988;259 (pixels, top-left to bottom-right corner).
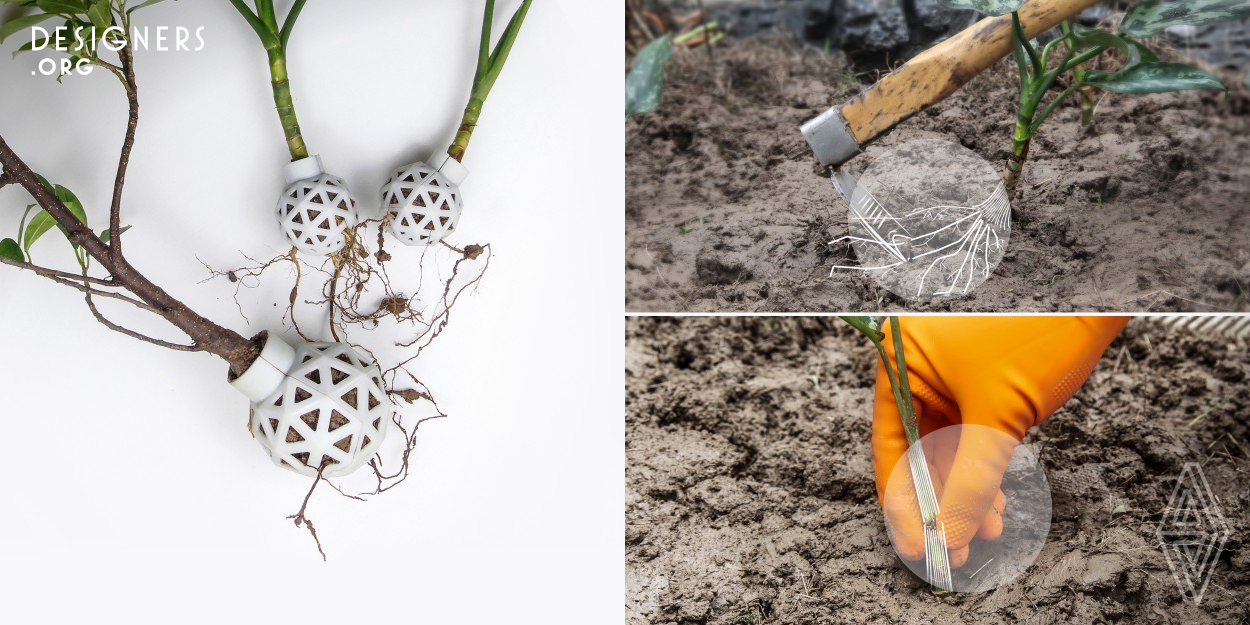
624;37;1250;312
625;317;1250;623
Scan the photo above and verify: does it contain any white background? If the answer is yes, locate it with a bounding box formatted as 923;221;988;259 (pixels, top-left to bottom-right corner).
0;1;621;622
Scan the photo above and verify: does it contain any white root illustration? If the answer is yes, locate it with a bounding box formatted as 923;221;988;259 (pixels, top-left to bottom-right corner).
831;175;1011;299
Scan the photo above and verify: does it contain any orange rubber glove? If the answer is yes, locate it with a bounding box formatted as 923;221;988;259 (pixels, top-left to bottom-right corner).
872;316;1128;569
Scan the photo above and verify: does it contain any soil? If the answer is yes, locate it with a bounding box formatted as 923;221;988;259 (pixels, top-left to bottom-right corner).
625;317;1250;624
624;36;1250;311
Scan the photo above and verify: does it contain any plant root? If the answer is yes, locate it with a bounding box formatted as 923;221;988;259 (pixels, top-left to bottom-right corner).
211;216;492;558
287;462;328;561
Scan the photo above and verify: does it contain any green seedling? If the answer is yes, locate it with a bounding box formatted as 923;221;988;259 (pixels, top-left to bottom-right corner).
227;0;312;160
449;0;533;162
940;0;1246;197
840;316;952;596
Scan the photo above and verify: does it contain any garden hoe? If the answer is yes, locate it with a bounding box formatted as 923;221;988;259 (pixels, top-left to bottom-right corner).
800;0;1100;169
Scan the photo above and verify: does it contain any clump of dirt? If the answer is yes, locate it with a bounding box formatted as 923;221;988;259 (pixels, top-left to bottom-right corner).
626;317;1250;624
625;36;1250;311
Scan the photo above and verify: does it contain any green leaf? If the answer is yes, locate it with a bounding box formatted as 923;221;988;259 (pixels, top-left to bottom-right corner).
625;35;673;119
99;224;130;243
87;0;110;29
127;0;169;13
1121;0;1250;38
60;17;91;55
21;178;87;258
1068;25;1139;62
11;32;49;58
0;12;56;44
936;0;1023;16
16;204;35;244
36;0;87;14
52;184;87;257
847;315;881;333
1120;34;1159;64
839;316;884;343
22;210;56;256
1062;26;1162;78
1085;61;1225;94
0;238;23;262
22;175;58;257
54;184;87;226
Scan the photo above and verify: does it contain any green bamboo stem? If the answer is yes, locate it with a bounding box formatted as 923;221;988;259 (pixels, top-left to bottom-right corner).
229;0;310;161
1005;17;1089;198
1061;46;1106;73
447;0;533;162
1031;83;1081;136
839;316;925;496
1012;12;1041;77
1060;21;1095;128
268;47;308;161
841;316;949;595
839;315;883;343
448;98;483;163
1077;85;1095;127
887;317;921;452
1004;14;1078;199
1005;98;1036;199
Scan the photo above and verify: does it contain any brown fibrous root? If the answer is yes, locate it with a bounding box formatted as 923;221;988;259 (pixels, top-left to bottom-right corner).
209;215;493;559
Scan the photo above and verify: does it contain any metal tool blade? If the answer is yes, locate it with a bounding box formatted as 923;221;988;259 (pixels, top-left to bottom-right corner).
831;168;858;205
800;106;860;167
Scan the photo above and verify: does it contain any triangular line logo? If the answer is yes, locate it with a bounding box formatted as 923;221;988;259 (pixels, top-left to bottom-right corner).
1156;463;1232;605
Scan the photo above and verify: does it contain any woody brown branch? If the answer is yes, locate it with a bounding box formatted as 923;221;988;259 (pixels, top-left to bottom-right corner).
0;255;148;308
0;255;121;287
0;136;260;375
109;39;138;256
84;286;200;353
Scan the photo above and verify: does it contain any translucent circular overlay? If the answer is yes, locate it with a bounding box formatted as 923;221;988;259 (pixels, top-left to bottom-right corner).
882;424;1051;593
837;139;1011;302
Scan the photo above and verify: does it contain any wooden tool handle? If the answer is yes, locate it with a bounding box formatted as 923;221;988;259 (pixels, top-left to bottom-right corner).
841;0;1100;145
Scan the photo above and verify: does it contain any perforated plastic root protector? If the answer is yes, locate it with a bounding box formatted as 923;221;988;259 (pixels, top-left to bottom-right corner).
277;155;360;255
883;424;1051;593
382;155;468;246
230;335;391;478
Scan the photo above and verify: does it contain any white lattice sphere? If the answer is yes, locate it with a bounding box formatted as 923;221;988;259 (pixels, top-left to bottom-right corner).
276;155;359;255
382;154;469;246
229;334;391;478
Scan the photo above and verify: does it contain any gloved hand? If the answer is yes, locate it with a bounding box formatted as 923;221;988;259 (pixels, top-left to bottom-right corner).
872;316;1127;568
